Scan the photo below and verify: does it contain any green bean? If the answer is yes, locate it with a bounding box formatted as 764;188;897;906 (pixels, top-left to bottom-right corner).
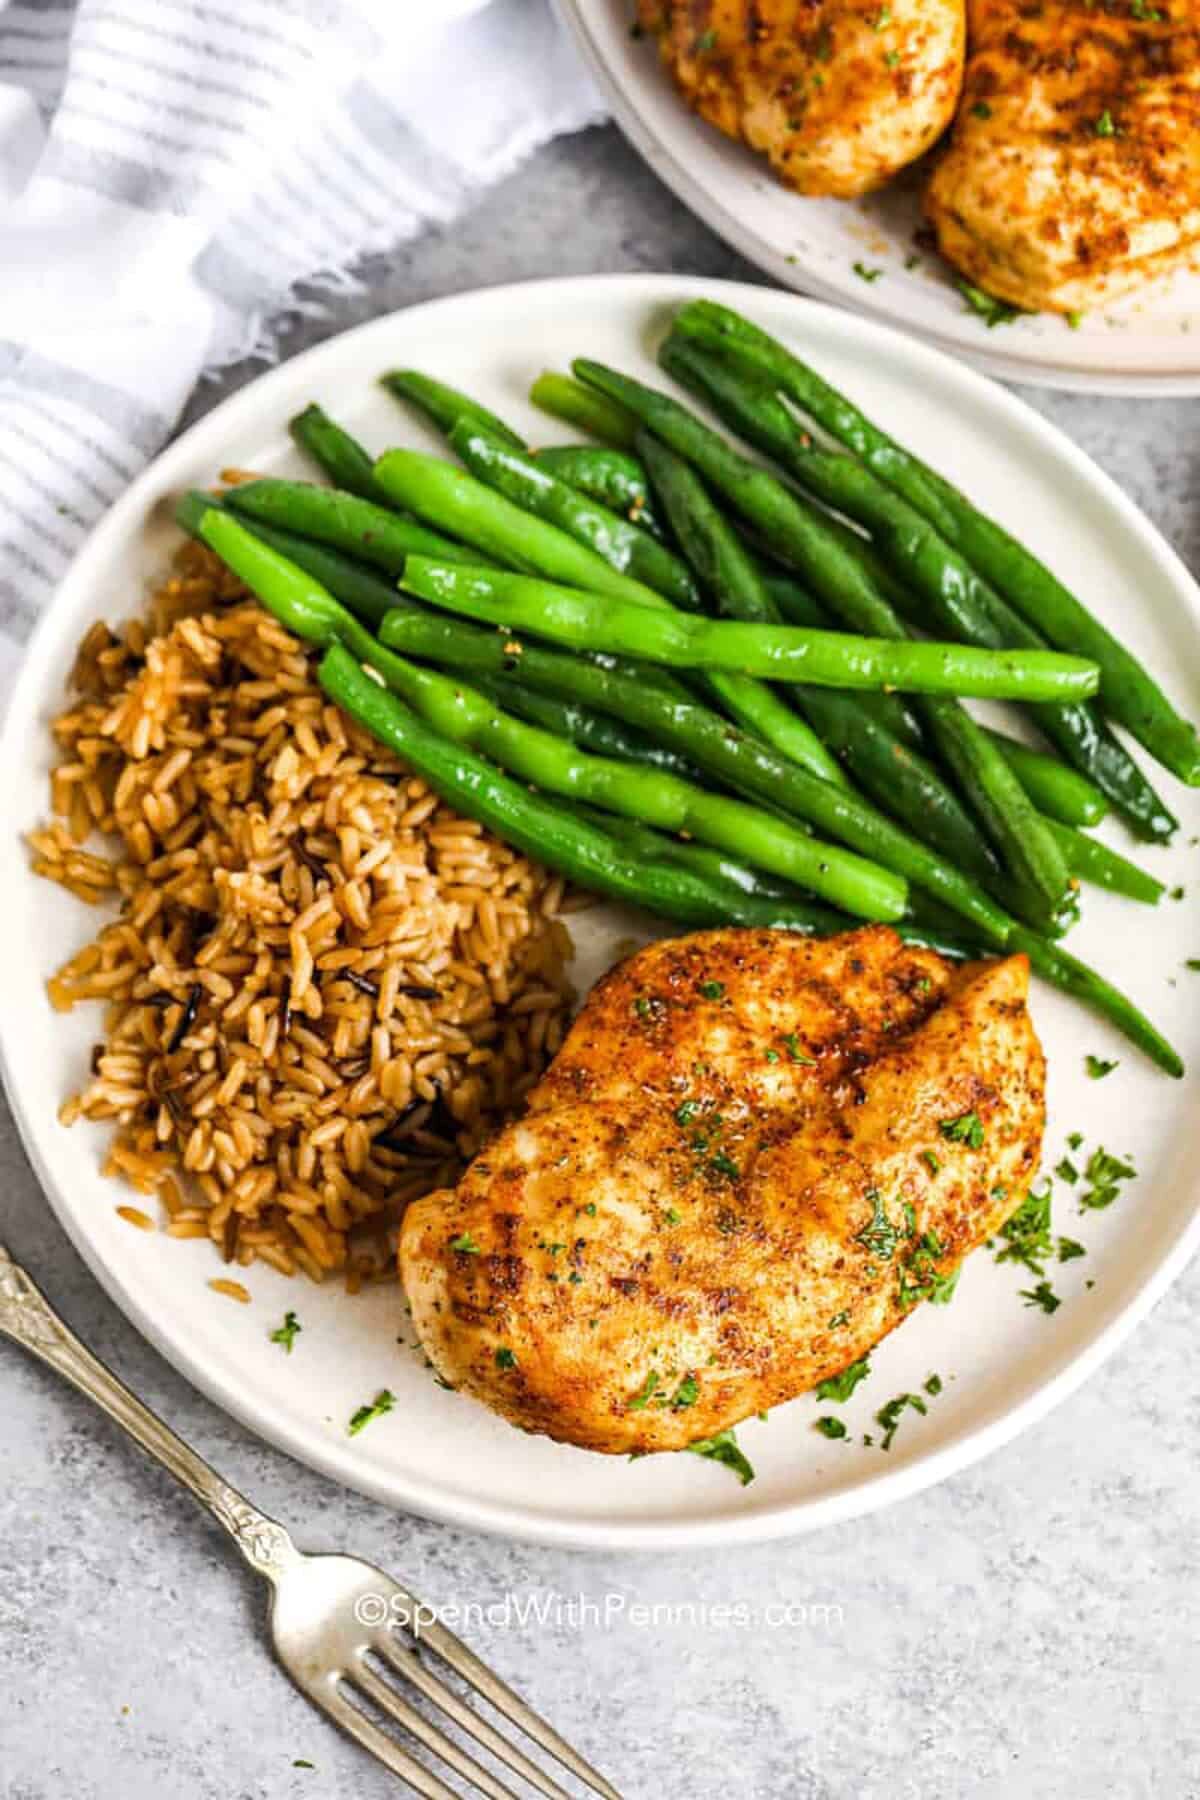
471;678;708;782
379;369;525;447
529;371;639;448
660;331;1178;843
1043;820;1164;905
983;729;1107;826
400;559;1099;701
378;604;1013;942
223;478;478;577
601;352;1072;911
287;404;389;504
762;575;926;750
534;445;667;540
673;299;1200;786
356;654;908;921
373;447;672;606
1008;926;1182;1076
438;428;841;780
636;435;847;788
448;422;701;610
176;489;402;628
587;813;978;953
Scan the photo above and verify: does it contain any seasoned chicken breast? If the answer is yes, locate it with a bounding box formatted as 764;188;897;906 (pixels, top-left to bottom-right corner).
400;928;1045;1455
637;0;965;198
926;0;1200;313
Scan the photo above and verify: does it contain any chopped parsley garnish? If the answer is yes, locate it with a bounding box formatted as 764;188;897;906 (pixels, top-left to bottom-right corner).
1130;0;1165;14
855;1190;900;1260
664;1207;682;1225
1021;1280;1061;1314
873;4;892;25
633;995;653;1019
1055;1156;1079;1184
697;979;725;1001
293;1760;315;1770
994;1182;1053;1276
1067;1130;1084;1150
1186;959;1200;971
1093;109;1117;136
883;48;900;66
782;1033;815;1064
957;279;1023;327
448;1232;481;1254
709;1151;740;1182
584;1202;597;1216
922;1150;941;1176
1171;885;1186;900
269;1309;301;1354
816;1415;848;1439
875;1390;927;1451
971;100;993;118
1079;1146;1135;1211
693;28;718;51
853;262;884;283
669;1375;700;1411
764;1047;781;1063
1057;1237;1086;1262
902;1201;917;1236
816;1355;872;1403
348;1389;395;1435
1066;311;1085;330
924;1373;943;1397
628;1370;660;1412
897;1229;955;1309
828;1309;850;1329
1085;1054;1118;1079
495;1347;518;1369
926;1265;961;1307
675;1099;699;1126
940;1110;984;1149
686;1427;755;1485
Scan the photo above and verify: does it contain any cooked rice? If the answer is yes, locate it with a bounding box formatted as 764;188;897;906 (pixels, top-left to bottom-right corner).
31;542;576;1287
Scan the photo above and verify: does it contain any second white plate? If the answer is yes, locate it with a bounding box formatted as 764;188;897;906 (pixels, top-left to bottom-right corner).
559;0;1200;395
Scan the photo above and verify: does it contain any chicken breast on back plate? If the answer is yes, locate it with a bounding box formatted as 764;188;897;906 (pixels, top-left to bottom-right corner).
926;0;1200;313
638;0;965;198
400;927;1045;1456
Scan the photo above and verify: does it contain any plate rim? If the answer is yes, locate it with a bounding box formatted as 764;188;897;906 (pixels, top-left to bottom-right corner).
556;0;1200;398
4;270;1200;1551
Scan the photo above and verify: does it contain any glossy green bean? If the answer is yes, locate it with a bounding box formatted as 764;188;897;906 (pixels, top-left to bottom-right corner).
673;299;1200;786
223;478;476;576
379;369;525;447
529;371;639;448
400;559;1099;700
287;404;390;504
534;445;666;540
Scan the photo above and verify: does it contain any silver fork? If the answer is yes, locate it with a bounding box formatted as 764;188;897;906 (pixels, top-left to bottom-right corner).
0;1244;621;1800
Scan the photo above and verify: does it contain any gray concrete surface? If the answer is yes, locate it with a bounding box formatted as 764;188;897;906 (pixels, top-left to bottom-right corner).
2;126;1198;1800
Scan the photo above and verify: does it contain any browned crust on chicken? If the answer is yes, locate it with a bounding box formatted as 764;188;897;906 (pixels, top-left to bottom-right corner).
926;0;1200;313
638;0;965;198
400;928;1045;1456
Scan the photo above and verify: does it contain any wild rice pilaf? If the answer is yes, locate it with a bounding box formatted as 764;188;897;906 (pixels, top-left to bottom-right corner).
30;544;576;1287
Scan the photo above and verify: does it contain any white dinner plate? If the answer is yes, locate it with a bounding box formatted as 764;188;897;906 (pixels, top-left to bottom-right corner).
3;275;1200;1550
558;0;1200;396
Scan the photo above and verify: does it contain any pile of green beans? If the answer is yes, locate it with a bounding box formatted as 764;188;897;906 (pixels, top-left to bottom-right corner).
178;338;1189;1078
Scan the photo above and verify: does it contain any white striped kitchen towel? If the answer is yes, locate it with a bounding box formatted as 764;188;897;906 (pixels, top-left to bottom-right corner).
0;0;603;681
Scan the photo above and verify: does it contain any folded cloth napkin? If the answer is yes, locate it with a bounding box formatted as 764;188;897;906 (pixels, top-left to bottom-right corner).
0;0;603;678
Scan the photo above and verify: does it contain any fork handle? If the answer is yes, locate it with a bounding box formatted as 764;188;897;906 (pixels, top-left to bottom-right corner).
0;1243;299;1582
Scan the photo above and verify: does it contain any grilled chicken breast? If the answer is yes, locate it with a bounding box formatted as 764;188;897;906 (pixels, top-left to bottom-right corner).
927;0;1200;313
400;927;1044;1455
637;0;965;198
